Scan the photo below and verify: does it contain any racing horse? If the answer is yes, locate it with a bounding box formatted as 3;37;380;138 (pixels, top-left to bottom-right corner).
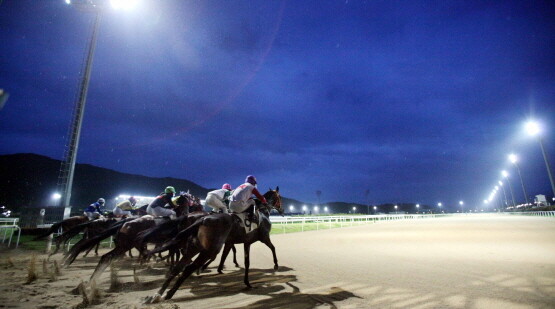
86;193;199;281
144;187;283;302
33;215;89;241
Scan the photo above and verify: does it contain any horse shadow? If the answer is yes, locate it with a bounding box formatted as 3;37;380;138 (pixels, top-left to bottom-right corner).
166;266;361;308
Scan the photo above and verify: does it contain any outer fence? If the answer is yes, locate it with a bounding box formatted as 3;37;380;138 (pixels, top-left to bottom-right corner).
504;211;555;217
269;214;437;234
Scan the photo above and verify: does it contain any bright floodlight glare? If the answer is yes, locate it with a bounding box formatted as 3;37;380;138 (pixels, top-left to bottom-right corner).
314;206;319;211
525;121;541;136
502;170;509;178
394;205;398;209
65;0;71;4
484;200;488;204
52;193;62;200
373;206;377;210
302;205;307;211
459;201;464;205
111;0;138;10
509;153;518;164
438;203;442;207
498;181;503;186
289;205;294;211
324;206;328;211
495;186;499;190
416;204;420;208
352;206;356;211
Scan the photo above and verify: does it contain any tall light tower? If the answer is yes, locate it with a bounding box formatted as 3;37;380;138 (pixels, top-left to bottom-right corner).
57;0;137;217
502;170;516;207
525;121;555;197
509;153;529;205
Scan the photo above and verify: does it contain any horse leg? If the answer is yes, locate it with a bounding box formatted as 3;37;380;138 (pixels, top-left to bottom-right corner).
232;245;239;267
128;249;134;258
261;236;279;270
164;252;211;300
243;242;252;288
147;248;199;303
216;243;233;274
94;242;100;256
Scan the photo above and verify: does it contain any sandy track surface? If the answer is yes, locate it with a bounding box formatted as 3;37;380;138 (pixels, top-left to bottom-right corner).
1;214;554;308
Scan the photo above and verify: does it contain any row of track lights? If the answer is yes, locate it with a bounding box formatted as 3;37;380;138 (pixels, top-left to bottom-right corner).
483;120;554;209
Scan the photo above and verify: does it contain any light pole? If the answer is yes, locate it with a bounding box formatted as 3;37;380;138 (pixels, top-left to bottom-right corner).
509;153;529;205
373;206;377;214
416;204;420;213
58;0;136;218
497;182;508;209
394;205;398;214
525;121;555;197
502;170;516;207
459;201;464;213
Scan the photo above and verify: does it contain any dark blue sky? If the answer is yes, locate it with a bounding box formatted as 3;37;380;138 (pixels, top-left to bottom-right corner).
1;0;554;209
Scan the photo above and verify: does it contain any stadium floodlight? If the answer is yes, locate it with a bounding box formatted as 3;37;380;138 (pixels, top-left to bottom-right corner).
373;206;377;210
509;153;517;164
314;206;319;211
289;205;294;211
501;170;516;207
394;205;398;209
525;121;541;136
52;193;62;200
302;205;307;211
324;206;328;212
437;202;442;207
65;0;71;4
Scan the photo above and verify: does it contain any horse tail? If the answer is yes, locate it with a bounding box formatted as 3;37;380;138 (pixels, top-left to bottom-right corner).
63;222;123;266
90;246;127;282
145;218;203;259
33;221;64;240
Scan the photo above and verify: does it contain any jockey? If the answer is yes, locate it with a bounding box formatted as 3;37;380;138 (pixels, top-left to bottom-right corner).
205;183;233;213
229;176;267;221
147;186;177;218
84;198;105;220
113;196;137;217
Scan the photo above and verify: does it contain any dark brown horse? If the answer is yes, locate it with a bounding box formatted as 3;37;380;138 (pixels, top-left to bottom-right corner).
34;215;89;241
145;188;283;302
48;217;119;257
215;187;283;280
86;193;198;281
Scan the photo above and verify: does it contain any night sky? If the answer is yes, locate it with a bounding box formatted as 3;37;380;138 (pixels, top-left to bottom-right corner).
1;0;554;209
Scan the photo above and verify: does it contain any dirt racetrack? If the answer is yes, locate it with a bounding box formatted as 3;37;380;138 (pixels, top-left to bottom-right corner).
1;214;554;308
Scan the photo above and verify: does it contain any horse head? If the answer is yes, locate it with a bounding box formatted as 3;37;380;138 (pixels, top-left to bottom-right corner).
262;186;284;216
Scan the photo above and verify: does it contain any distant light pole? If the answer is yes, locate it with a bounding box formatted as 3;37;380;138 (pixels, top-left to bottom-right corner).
289;205;294;213
416;204;420;213
373;206;377;214
324;206;328;213
502;170;516;207
352;206;357;213
497;182;509;209
509;153;529;205
459;201;464;213
525;121;555;197
394;205;398;214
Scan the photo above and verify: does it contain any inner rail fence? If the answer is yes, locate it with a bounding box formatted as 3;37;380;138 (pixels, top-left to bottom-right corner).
268;214;438;234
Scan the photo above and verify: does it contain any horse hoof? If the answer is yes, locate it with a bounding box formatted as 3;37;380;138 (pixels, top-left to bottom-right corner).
217;270;223;274
145;293;162;304
274;265;279;271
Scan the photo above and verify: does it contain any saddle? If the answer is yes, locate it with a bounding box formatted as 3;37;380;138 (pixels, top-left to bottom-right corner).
232;210;260;233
